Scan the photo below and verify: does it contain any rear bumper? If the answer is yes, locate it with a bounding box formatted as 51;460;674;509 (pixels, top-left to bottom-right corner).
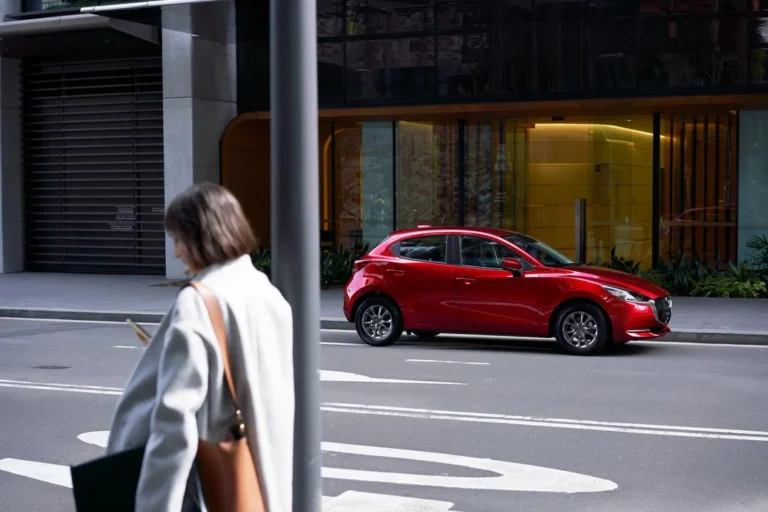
611;298;672;342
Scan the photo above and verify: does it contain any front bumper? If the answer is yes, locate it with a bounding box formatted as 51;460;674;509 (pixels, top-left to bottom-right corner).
612;296;672;342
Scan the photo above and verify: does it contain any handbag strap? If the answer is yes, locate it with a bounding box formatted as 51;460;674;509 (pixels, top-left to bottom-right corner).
188;281;241;411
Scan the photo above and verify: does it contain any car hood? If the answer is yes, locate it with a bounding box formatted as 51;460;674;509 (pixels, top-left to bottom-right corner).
567;266;669;299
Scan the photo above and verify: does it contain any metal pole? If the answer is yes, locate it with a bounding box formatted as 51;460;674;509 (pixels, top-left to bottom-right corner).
575;198;587;264
269;0;322;510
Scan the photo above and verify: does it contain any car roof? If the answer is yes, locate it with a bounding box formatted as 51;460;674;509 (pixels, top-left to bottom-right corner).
389;226;522;239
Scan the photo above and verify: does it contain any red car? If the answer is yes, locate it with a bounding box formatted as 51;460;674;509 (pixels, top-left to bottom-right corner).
343;226;672;355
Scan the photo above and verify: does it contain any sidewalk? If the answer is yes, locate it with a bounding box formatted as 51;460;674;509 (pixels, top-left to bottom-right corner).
0;272;765;345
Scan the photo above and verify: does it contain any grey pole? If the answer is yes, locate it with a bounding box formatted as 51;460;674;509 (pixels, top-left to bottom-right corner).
575;198;587;264
269;0;322;510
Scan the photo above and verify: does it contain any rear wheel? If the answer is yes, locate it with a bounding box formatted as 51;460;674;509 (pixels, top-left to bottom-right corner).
355;297;403;347
554;302;609;356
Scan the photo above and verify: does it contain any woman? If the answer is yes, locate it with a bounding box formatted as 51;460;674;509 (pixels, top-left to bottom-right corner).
106;183;294;512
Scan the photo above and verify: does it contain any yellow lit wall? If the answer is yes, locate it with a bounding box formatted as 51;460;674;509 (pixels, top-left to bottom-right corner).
524;117;654;264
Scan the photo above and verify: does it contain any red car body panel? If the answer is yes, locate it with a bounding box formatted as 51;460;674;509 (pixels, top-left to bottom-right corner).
343;227;672;343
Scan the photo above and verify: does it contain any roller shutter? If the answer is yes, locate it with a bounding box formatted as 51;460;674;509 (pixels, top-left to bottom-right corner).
22;56;165;275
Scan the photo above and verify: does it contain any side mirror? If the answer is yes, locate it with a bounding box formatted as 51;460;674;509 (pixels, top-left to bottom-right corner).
501;258;523;273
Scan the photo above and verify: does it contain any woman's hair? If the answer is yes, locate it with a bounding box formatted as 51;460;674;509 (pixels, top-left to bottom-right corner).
165;182;257;270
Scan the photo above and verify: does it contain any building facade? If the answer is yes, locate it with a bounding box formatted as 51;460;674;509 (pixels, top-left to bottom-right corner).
0;0;767;279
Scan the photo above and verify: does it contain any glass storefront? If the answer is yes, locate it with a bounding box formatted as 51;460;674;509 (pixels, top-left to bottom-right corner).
318;115;657;264
225;107;768;270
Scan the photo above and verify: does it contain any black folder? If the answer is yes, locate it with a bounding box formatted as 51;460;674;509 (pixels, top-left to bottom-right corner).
70;446;145;512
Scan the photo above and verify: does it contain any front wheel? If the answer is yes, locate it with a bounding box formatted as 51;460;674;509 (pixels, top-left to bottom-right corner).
554;302;609;356
355;297;404;347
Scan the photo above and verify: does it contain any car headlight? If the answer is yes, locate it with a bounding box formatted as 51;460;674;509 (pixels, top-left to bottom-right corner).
602;285;648;302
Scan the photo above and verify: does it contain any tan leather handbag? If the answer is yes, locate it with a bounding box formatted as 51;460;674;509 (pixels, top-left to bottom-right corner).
190;281;267;512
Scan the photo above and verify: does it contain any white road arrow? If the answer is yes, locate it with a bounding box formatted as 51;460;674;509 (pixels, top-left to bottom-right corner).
0;460;458;511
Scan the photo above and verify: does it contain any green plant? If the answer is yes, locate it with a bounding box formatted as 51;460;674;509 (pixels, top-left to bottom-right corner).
603;247;641;275
746;235;768;271
690;275;767;299
639;270;670;291
655;255;710;296
252;244;369;288
251;247;271;277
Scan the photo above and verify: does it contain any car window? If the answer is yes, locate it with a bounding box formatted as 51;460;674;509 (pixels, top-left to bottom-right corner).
460;236;530;269
397;235;447;263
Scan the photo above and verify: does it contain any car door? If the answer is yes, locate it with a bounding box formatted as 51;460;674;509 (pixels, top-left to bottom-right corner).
452;235;542;336
383;234;455;331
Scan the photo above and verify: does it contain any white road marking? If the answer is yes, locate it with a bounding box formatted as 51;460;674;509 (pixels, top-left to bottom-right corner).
0;370;464;397
321;442;616;493
323;491;458;512
74;430;615;494
324;403;768;443
0;379;122;396
406;359;489;366
0;459;464;511
113;345;142;349
0;458;72;488
321;370;464;385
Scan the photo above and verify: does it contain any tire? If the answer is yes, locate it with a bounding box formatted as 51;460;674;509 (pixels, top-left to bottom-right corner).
412;331;439;339
355;297;404;347
554;302;609;356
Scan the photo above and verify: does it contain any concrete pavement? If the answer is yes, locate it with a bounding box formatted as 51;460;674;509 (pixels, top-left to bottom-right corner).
0;272;766;344
0;319;767;511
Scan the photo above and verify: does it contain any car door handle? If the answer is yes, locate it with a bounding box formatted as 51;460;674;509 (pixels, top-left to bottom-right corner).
386;269;405;276
456;277;476;285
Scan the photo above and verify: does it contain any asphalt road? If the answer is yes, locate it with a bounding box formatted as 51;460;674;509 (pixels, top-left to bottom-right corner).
0;318;767;512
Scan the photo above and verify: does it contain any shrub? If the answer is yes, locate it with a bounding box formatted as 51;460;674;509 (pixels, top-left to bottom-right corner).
251;244;369;288
690;275;766;299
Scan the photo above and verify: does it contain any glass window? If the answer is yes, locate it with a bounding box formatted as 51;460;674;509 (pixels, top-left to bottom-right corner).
317;0;345;37
437;34;492;97
460;235;528;269
497;2;533;94
504;234;576;267
346;37;435;101
397;235;448;262
334;123;364;250
737;110;768;266
347;0;434;36
437;0;496;31
751;17;768;84
535;1;583;93
659;113;738;265
526;116;655;265
318;42;344;105
332;122;396;251
583;18;638;92
396;121;460;228
640;17;748;90
584;0;640;17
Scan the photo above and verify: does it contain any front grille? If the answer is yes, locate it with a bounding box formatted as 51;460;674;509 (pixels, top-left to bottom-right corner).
655;296;672;324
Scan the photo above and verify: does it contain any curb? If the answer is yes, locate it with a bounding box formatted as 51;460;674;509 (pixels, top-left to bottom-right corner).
0;308;765;346
0;307;353;331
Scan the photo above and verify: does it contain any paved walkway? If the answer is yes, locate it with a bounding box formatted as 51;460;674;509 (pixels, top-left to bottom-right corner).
0;272;765;344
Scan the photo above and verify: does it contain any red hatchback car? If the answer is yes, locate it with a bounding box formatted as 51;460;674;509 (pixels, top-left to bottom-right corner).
343;226;672;355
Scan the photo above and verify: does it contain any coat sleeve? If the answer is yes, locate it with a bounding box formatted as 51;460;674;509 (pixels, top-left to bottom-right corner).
135;287;210;512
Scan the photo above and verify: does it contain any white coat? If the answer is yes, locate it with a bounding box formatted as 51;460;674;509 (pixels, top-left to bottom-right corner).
106;254;295;512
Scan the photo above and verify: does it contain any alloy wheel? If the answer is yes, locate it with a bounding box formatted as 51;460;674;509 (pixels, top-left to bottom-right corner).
361;304;393;340
561;311;599;349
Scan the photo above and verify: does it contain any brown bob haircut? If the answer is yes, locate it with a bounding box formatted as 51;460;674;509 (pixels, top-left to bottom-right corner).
165;182;257;270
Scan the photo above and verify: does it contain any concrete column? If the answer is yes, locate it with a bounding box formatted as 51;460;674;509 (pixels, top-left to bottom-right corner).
0;0;23;274
162;3;237;279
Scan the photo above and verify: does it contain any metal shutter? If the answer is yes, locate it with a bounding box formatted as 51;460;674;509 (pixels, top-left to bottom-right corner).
22;56;165;275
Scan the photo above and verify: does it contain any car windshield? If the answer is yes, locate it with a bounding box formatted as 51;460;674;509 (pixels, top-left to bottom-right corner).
503;234;577;267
